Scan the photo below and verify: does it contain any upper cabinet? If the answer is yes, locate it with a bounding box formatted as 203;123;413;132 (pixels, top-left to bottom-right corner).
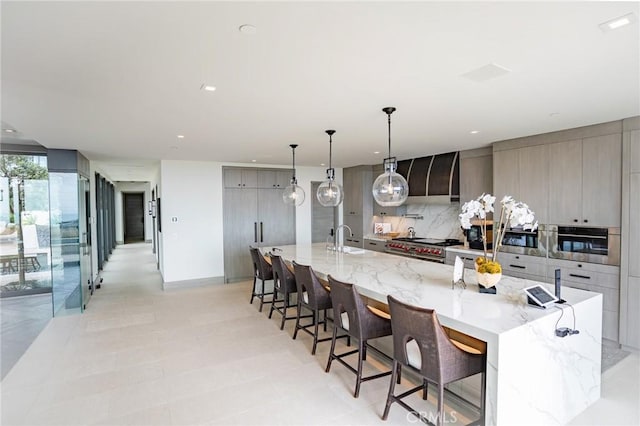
494;121;623;228
459;147;493;204
257;169;292;189
224;168;258;188
548;134;621;227
493;144;549;225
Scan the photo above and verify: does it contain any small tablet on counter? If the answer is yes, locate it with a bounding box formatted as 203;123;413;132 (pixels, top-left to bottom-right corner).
524;284;559;308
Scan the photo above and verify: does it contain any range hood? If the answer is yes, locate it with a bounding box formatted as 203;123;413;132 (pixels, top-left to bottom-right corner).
396;152;459;204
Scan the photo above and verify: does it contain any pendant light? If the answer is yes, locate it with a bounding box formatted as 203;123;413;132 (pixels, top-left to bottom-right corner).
316;130;344;207
372;107;409;206
282;144;305;206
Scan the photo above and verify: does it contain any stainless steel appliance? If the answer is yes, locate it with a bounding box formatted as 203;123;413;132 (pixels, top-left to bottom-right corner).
546;225;620;265
385;237;462;263
498;224;547;257
464;224;492;251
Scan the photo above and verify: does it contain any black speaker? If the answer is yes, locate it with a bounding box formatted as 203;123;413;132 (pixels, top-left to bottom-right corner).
555;269;566;304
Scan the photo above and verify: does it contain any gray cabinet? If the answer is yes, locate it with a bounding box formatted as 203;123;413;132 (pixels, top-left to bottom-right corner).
493;144;548;224
548;135;621;227
498;252;548;282
364;238;386;252
257;170;291;189
460;148;493;204
343;166;373;242
224;168;258;189
620;122;640;349
547;258;620;341
223;167;296;282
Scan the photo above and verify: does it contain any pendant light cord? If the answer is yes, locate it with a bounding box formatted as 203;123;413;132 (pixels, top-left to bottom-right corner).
289;144;298;183
387;112;392;160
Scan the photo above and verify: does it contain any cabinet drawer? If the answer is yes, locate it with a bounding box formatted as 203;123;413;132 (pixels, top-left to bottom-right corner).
559;280;619;312
364;239;385;252
445;251;476;269
498;253;547;277
345;238;363;248
546;265;619;290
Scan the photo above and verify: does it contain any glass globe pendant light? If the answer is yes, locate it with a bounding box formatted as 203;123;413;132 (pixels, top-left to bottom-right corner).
316;130;344;207
282;144;305;206
372;107;409;207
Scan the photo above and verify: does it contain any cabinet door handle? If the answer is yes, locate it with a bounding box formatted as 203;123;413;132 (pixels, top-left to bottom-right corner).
463;257;474;261
583;219;589;223
254;222;257;243
569;273;591;280
370;242;377;246
573;219;578;223
509;264;526;269
260;222;264;242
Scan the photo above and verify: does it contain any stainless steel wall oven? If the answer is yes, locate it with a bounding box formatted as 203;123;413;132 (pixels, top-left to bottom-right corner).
546;225;620;265
497;224;547;257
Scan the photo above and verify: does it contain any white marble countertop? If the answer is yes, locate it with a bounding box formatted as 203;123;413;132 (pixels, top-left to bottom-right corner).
268;243;596;339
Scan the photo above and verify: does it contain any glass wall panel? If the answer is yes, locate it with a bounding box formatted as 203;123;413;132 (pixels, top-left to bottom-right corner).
0;154;52;297
48;172;82;315
0;153;52;378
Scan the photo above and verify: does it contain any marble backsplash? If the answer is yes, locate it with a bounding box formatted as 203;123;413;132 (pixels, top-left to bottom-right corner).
371;203;464;240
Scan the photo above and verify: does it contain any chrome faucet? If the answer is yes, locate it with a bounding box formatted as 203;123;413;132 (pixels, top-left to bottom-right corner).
335;224;353;252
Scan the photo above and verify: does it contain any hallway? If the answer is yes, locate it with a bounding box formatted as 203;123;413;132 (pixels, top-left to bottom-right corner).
0;243;638;425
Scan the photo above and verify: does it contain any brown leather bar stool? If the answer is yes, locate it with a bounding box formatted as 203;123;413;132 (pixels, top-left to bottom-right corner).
325;275;394;398
291;261;337;355
269;254;302;330
382;295;486;426
249;247;274;312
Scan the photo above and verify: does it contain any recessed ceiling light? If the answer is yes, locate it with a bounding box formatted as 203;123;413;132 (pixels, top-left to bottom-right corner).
177;135;185;139
251;160;257;163
200;84;216;92
599;13;636;32
3;129;16;133
470;130;480;134
320;163;326;166
239;24;257;35
373;151;380;154
549;112;560;117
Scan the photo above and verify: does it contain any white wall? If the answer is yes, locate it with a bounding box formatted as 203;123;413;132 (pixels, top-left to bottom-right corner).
158;160;334;285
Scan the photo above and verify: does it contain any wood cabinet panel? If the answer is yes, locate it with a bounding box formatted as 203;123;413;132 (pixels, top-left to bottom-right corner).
519;145;548;224
548;139;582;225
224;168;257;188
582;134;622;227
492;149;520;202
630;130;640;174
364;239;386;252
223;188;258;281
258;189;295;246
629;173;640;277
460;154;492;204
624;276;640;347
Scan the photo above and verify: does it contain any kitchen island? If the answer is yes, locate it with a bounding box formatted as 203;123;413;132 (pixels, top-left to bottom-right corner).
266;243;602;426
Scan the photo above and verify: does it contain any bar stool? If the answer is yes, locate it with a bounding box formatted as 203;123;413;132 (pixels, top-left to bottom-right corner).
249;247;274;312
269;254;301;330
291;261;335;355
325;275;394;398
382;295;486;426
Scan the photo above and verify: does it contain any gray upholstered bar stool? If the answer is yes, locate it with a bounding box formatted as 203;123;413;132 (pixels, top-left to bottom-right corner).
268;254;300;330
382;295;486;426
325;275;394;398
291;261;336;355
249;247;274;312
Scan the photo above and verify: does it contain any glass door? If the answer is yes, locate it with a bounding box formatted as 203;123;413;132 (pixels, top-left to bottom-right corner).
79;175;92;308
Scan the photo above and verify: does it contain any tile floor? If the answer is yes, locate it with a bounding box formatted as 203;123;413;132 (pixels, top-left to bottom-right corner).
1;243;638;425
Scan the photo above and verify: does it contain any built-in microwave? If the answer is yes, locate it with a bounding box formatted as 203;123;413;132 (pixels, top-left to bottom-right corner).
546;225;620;265
498;224;547;257
464;224;492;251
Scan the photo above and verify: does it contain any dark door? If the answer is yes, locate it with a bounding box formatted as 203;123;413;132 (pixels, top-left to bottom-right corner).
124;193;144;243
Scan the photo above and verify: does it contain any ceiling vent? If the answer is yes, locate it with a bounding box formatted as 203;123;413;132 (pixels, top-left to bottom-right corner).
462;63;512;82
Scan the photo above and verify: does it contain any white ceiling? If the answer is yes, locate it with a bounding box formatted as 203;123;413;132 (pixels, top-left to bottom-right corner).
2;1;639;182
